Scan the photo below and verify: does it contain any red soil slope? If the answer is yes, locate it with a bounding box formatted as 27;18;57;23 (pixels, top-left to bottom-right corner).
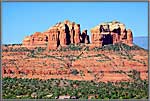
2;44;148;82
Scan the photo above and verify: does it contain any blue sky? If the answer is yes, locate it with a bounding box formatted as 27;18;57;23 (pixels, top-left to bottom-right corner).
2;2;148;44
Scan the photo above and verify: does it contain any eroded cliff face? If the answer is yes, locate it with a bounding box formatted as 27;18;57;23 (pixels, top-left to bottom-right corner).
23;32;48;46
90;21;133;47
22;20;133;50
22;20;90;50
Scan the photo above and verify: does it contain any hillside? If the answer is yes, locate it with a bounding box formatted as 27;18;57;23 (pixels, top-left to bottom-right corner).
2;43;148;82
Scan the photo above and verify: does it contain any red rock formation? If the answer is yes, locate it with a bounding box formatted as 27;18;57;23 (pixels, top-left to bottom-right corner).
91;26;103;47
73;24;81;44
111;32;117;44
126;29;133;46
22;32;48;47
70;22;75;44
24;20;89;50
31;32;48;45
90;21;133;47
85;35;90;44
22;20;133;49
22;36;30;45
81;30;90;44
45;20;88;49
119;23;126;40
48;27;59;50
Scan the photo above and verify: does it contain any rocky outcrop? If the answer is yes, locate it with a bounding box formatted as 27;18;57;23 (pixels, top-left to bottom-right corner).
90;21;133;47
81;30;90;44
46;20;83;50
126;29;133;45
23;20;90;50
22;36;31;45
22;20;133;50
22;32;48;46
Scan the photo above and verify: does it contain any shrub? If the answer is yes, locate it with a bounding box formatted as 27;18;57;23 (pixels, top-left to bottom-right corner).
70;69;79;75
68;44;82;51
35;47;46;53
2;77;148;99
92;43;144;51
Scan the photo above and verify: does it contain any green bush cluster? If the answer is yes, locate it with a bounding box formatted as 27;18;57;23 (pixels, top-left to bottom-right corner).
59;44;85;51
2;77;148;99
92;43;145;51
34;47;46;53
2;47;31;52
70;69;79;75
3;44;22;47
68;44;82;51
27;47;46;58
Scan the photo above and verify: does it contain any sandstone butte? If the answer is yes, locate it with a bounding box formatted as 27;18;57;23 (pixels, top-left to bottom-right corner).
22;20;133;49
2;20;148;82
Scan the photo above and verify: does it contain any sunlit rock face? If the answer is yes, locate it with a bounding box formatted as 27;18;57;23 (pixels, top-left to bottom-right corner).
22;20;133;50
22;20;90;50
90;20;133;47
22;32;48;47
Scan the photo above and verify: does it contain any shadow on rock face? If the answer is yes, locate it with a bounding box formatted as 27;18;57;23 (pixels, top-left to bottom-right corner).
65;24;71;45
